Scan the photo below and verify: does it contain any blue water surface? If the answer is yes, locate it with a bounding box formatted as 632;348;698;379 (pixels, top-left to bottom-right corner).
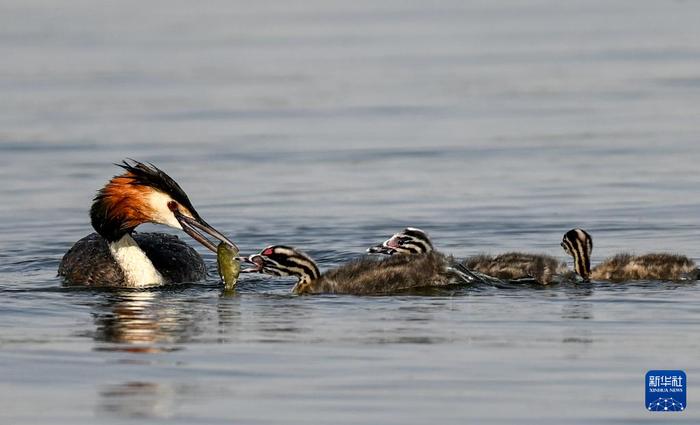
1;1;699;423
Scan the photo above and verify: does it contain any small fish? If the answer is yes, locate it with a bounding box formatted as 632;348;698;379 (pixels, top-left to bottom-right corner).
217;242;240;289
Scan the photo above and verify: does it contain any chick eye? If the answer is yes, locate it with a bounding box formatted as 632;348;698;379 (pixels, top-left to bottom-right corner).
262;248;274;256
167;201;178;212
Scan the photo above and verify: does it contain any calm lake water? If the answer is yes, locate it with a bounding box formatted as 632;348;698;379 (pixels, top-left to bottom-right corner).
1;1;700;423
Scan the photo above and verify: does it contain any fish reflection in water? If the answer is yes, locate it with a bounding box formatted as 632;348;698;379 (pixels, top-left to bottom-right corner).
216;293;316;343
90;291;204;352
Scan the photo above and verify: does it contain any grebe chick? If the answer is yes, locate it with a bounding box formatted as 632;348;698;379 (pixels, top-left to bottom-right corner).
367;227;434;256
239;245;474;295
561;228;698;282
463;252;568;285
370;228;567;285
59;160;237;287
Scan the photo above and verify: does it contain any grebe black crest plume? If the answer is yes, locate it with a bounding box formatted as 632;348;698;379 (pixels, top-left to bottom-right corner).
58;160;236;287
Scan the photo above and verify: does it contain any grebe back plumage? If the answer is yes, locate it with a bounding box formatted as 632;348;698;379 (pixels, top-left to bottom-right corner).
561;228;698;282
58;160;236;287
463;252;567;285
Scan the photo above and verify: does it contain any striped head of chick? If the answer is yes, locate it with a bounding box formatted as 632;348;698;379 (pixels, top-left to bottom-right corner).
241;245;321;290
561;228;593;282
367;227;434;256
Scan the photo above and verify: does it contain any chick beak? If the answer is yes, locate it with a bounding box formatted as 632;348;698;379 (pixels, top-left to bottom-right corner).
237;255;264;273
367;235;403;255
367;243;396;255
176;212;238;253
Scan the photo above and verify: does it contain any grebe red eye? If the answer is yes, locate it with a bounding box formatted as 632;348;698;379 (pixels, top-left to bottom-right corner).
262;248;274;256
167;201;178;212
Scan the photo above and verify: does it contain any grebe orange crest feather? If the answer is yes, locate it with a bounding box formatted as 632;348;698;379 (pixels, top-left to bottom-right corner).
90;160;200;241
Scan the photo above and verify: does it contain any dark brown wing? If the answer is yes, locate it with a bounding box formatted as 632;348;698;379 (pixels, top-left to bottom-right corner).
464;252;563;284
58;233;125;286
315;252;454;294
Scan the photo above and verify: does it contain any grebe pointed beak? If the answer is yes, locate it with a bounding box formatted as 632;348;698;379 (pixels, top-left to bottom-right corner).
176;213;238;253
237;254;264;273
367;243;396;255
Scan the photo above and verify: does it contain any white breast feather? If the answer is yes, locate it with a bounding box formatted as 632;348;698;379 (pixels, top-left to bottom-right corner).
109;234;165;287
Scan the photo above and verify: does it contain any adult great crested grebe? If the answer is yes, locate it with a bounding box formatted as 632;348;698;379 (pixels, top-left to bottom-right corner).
369;227;569;285
561;228;698;282
58;160;237;287
238;244;479;295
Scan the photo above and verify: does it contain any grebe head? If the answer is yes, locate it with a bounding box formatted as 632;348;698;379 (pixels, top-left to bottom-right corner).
90;159;236;252
239;245;320;282
561;228;593;281
367;227;433;255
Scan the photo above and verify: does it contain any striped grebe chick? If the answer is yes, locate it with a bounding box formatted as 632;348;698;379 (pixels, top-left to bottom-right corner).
561;228;698;282
239;245;475;295
58;160;237;287
367;227;434;256
369;227;567;285
463;252;568;285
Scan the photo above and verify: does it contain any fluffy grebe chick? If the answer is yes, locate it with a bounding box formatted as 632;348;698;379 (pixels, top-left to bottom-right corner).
561;228;698;282
367;227;434;256
463;253;568;285
58;160;237;287
239;245;474;295
370;227;567;284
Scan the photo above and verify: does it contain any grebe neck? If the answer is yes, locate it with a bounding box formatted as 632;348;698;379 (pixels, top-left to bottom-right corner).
108;233;165;287
291;273;317;294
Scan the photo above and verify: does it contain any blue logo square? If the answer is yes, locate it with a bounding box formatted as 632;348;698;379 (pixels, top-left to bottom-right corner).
646;370;686;412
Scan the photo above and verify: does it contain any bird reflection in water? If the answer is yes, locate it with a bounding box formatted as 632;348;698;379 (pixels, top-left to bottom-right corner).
561;285;595;353
91;290;202;353
99;382;174;419
98;380;236;419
